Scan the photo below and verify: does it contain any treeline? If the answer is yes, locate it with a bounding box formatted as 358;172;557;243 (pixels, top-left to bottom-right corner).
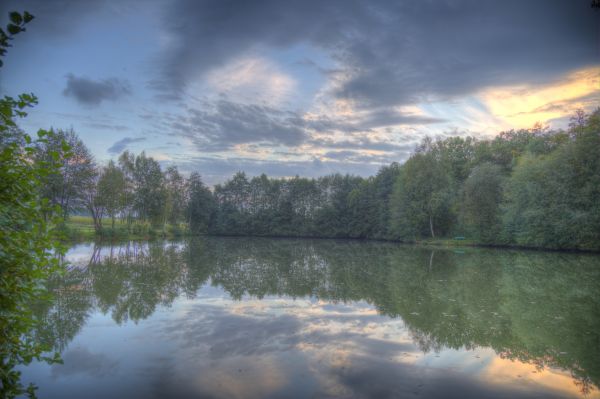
18;108;600;250
208;109;600;251
28;128;213;235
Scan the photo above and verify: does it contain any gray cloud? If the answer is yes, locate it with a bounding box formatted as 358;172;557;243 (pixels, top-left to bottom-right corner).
170;100;308;151
174;155;386;185
86;122;130;131
160;100;440;155
51;346;118;378
107;137;146;155
310;138;416;153
323;150;403;164
354;109;445;129
63;74;131;106
154;0;597;107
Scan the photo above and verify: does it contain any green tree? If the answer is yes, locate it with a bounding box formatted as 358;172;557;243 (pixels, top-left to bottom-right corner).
35;128;97;220
97;161;127;229
502;110;600;250
462;163;504;243
187;172;214;234
0;11;64;398
132;152;167;225
117;151;136;225
390;152;451;239
164;166;186;226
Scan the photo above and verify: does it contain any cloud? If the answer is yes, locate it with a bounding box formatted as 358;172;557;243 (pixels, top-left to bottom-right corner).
154;0;597;107
160;98;441;155
86;122;130;131
322;150;401;164
63;74;131;106
173;155;385;185
107;137;146;155
206;56;297;105
50;346;118;378
170;100;308;151
479;67;600;128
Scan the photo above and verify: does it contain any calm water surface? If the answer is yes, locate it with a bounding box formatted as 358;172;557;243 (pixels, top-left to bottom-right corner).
21;238;600;398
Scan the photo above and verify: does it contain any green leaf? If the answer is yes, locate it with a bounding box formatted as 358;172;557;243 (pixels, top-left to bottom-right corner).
7;24;21;35
9;12;23;25
23;12;34;23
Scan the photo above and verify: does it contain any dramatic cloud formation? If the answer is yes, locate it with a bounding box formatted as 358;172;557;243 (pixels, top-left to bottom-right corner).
155;0;597;105
205;56;297;105
107;137;146;155
63;74;131;106
168;100;308;151
2;0;598;183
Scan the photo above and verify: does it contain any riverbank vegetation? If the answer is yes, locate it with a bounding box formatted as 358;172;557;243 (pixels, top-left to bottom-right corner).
0;12;64;397
207;111;600;251
12;108;600;251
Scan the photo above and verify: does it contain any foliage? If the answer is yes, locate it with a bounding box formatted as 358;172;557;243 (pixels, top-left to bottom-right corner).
502;113;600;250
390;152;451;239
96;161;127;229
187;172;214;234
0;11;33;67
461;163;504;243
12;107;598;251
0;11;65;398
34;128;97;220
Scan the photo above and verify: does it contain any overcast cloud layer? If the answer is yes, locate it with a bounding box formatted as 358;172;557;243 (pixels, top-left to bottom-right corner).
1;0;598;184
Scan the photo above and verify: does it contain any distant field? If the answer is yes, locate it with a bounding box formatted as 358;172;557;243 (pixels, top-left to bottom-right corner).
64;216;188;241
68;215;127;226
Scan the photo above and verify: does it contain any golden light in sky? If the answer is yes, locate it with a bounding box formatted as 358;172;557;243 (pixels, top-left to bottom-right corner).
481;67;600;129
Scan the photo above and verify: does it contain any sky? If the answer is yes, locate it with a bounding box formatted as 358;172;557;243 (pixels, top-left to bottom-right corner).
1;0;599;185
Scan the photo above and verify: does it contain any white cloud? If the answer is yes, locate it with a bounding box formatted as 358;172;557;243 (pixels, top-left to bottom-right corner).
206;56;297;106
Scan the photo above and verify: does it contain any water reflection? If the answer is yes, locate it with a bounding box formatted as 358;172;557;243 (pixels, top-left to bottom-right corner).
26;238;600;398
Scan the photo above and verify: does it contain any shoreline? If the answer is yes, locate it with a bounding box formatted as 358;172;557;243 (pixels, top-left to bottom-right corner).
62;225;600;254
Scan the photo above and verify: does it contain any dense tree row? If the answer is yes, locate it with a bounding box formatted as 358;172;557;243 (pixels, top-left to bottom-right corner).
19;108;600;250
208;109;600;251
30;129;213;234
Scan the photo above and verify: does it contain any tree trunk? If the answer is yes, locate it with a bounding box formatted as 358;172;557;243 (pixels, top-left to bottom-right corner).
429;214;435;238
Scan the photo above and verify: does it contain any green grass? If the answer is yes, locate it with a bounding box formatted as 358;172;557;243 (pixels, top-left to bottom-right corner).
62;216;190;242
414;237;477;248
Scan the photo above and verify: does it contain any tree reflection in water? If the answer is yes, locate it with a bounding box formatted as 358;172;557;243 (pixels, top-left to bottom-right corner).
32;238;600;395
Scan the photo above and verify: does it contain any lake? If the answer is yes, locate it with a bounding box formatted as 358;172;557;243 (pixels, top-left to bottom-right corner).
20;237;600;398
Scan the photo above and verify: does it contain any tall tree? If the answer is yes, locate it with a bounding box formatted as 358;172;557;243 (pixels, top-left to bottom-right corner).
96;161;126;229
164;166;186;226
390;152;451;239
35;128;96;220
132;152;166;225
117;151;135;224
187;172;214;234
462;163;504;243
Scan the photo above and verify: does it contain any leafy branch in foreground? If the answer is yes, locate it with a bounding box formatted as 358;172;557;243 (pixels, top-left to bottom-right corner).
0;11;68;398
0;10;34;67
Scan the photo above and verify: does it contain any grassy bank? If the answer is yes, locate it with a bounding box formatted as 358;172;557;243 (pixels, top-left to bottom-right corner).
412;237;478;248
62;216;190;242
63;217;592;253
62;217;477;248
